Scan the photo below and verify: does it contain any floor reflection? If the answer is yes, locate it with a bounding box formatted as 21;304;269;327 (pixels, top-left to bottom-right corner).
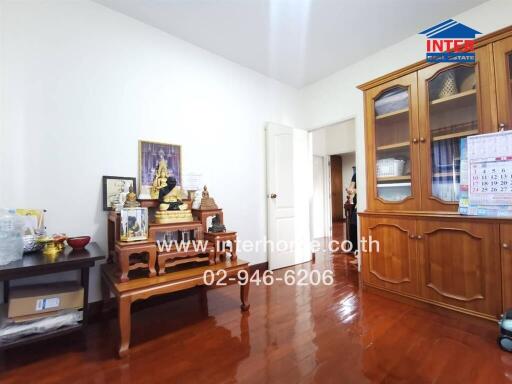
0;251;509;383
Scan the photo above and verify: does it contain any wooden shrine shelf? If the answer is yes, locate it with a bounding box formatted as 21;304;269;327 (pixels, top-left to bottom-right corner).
376;141;410;151
375;108;409;120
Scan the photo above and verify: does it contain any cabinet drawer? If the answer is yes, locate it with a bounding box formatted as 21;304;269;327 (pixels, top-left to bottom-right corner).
361;216;419;296
417;220;501;317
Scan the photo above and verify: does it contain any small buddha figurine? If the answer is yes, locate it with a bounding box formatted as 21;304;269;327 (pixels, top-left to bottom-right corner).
202;185;210;198
124;185;140;208
199;185;218;210
208;214;226;233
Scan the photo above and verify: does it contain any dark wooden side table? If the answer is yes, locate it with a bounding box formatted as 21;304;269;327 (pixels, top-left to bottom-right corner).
0;242;105;350
101;258;250;357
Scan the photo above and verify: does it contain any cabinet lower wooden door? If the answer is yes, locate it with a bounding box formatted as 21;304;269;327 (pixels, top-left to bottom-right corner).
417;220;501;318
494;36;512;131
417;45;496;212
361;216;419;295
500;224;512;310
365;73;421;211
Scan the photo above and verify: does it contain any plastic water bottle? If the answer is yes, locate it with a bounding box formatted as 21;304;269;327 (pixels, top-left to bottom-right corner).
0;209;24;265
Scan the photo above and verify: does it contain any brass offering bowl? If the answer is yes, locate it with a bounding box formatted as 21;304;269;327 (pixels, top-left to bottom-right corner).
37;235;67;256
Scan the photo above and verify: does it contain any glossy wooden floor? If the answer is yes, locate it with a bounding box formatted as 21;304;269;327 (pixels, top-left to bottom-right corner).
0;250;510;383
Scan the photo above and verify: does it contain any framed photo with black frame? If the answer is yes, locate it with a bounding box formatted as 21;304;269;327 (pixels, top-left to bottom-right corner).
102;176;136;211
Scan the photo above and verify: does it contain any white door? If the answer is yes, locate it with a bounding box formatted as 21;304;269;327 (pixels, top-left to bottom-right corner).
266;123;312;270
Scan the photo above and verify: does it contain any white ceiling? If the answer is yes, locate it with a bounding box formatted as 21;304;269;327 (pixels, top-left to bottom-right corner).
94;0;487;88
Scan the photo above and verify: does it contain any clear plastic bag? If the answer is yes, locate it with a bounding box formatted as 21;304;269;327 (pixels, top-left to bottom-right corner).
0;209;24;265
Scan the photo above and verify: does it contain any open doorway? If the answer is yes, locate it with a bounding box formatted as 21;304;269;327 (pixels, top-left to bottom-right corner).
310;119;357;253
330;152;356;246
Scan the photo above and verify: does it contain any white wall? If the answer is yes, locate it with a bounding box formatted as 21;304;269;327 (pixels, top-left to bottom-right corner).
300;0;512;215
311;118;355;236
0;0;300;302
311;119;355;156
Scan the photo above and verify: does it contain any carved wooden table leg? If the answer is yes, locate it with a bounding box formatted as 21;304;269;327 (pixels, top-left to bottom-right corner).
118;295;131;358
118;249;130;283
231;238;237;260
199;285;208;316
208;248;216;265
101;276;111;314
147;248;157;278
239;268;250;311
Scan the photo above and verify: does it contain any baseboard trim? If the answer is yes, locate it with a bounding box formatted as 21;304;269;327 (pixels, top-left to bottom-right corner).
88;261;269;322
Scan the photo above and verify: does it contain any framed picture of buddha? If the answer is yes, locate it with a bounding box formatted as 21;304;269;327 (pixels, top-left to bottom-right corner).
138;140;182;199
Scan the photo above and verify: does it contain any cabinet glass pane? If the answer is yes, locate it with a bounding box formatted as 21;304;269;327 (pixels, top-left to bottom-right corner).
428;66;477;202
374;86;411;202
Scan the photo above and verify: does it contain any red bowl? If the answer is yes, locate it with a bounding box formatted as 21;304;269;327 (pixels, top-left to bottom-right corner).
67;236;91;250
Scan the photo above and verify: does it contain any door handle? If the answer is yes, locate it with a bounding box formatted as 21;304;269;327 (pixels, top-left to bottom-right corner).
503;242;509;249
412;138;418;144
269;193;277;199
419;137;426;143
499;123;507;131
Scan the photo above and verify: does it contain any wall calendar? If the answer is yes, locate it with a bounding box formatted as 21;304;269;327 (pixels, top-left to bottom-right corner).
467;130;512;207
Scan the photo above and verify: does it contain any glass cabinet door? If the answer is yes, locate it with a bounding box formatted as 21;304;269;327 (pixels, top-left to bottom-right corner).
418;44;496;212
374;87;412;201
367;73;420;211
494;36;512;131
427;65;477;204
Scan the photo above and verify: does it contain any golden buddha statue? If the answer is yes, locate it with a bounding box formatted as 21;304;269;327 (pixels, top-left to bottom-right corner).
150;158;170;199
154;176;193;224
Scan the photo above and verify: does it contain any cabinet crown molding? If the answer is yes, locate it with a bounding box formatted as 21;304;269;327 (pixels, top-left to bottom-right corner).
357;25;512;91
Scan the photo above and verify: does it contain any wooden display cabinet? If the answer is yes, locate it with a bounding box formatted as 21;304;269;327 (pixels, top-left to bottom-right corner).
365;46;496;212
494;35;512;131
359;25;512;322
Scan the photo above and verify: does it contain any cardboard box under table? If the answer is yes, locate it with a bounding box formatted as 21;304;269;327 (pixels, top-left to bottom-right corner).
8;282;84;321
